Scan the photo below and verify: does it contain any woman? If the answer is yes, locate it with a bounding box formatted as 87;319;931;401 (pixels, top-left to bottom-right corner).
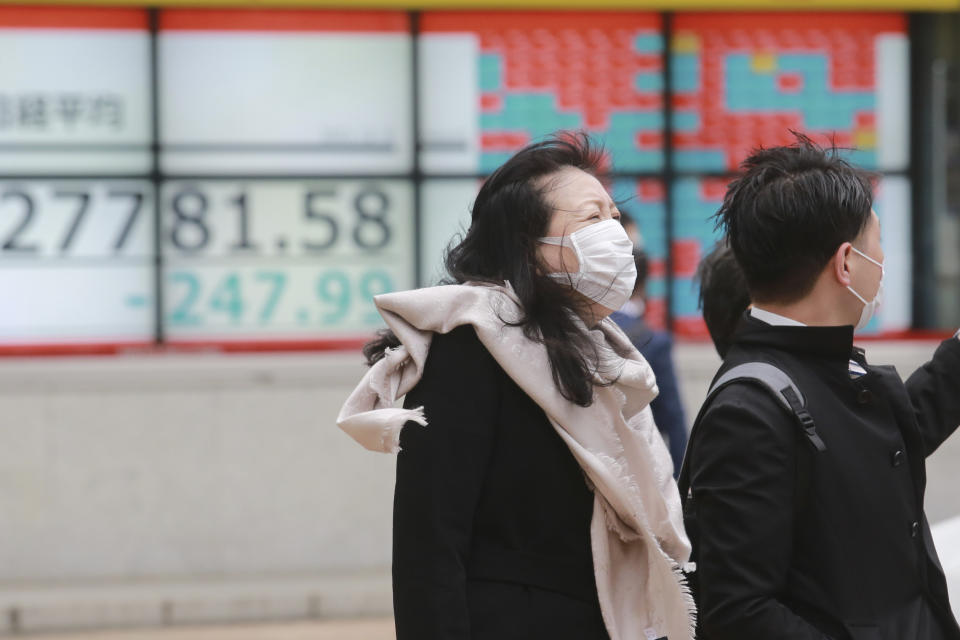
338;134;694;640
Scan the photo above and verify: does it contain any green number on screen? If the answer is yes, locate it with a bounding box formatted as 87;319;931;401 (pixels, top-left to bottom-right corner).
168;272;202;325
255;271;286;324
209;273;244;322
317;270;351;324
359;270;394;325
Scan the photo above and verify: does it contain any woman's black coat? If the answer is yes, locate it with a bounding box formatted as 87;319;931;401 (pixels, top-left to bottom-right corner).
392;325;609;640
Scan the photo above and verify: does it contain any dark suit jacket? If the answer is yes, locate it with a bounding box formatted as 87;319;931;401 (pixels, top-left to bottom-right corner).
393;325;608;640
686;315;960;640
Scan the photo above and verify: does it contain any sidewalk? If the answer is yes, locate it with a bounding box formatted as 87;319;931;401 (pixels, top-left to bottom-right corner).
26;619;395;640
25;515;960;640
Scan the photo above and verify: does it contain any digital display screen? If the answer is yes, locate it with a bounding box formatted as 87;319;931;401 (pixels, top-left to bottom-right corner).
0;7;151;175
0;7;417;352
669;175;910;336
0;7;914;352
419;179;477;287
670;13;909;172
158;10;413;175
612;179;668;330
0;179;155;347
666;13;910;337
160;179;414;343
419;12;664;174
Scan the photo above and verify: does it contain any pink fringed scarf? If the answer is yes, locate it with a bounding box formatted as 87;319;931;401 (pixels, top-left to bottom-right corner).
338;282;696;640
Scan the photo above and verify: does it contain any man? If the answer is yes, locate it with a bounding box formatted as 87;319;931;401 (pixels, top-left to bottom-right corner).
695;240;750;358
683;135;960;639
611;245;688;476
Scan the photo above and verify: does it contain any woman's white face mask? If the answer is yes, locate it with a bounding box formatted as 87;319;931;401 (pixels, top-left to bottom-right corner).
539;218;637;312
846;246;884;331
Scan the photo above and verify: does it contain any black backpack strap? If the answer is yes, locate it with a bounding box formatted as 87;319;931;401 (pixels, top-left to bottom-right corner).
708;362;827;452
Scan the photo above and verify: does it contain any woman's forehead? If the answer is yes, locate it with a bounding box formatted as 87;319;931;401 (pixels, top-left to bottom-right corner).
540;167;611;208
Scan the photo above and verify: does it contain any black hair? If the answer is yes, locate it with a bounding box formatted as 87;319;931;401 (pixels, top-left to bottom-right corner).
631;247;649;297
363;132;614;407
620;212;639;237
696;240;750;358
713;132;874;304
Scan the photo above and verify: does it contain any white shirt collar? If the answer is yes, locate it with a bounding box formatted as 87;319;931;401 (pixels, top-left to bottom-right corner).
750;306;807;327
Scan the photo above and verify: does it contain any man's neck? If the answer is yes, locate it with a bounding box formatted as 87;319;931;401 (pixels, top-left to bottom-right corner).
753;288;852;327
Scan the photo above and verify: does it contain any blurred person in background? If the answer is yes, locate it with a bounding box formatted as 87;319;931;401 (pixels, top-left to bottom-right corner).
620;213;642;246
695;240;751;358
611;240;688;477
680;134;960;640
338;134;695;640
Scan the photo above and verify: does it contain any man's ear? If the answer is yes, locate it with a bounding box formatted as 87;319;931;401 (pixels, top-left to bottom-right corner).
833;242;853;287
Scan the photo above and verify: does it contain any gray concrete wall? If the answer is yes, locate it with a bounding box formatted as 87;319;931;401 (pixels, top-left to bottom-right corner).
0;352;394;634
0;339;958;634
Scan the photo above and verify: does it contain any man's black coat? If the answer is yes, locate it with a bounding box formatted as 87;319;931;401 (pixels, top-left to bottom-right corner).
685;315;960;640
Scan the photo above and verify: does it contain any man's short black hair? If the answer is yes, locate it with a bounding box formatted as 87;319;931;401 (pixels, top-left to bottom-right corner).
697;240;750;358
714;133;874;304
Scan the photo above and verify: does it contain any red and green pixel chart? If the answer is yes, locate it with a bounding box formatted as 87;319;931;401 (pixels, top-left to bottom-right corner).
668;175;911;338
670;177;727;338
670;13;908;172
419;11;910;337
612;178;668;330
419;12;665;174
667;13;909;337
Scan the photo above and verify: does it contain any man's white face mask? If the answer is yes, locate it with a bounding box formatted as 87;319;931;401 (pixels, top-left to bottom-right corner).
846;246;884;332
539;219;637;312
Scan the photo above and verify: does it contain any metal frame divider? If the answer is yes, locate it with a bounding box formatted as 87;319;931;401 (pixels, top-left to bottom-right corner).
148;8;164;344
411;10;424;289
909;12;936;330
662;11;676;333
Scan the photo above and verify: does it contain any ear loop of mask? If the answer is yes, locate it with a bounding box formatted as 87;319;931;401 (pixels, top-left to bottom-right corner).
538;233;584;279
847;246;884;303
851;246;883;269
846;246;885;331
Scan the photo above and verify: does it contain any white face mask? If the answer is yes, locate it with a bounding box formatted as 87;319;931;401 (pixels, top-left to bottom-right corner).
846;246;884;331
539;218;637;312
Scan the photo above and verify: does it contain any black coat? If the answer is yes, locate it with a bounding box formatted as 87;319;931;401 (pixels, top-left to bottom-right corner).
686;315;960;640
392;325;608;640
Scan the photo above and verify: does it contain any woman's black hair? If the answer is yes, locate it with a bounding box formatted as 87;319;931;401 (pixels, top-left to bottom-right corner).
362;132;614;407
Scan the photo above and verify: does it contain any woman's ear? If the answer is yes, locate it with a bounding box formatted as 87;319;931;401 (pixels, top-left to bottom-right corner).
833;242;853;287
